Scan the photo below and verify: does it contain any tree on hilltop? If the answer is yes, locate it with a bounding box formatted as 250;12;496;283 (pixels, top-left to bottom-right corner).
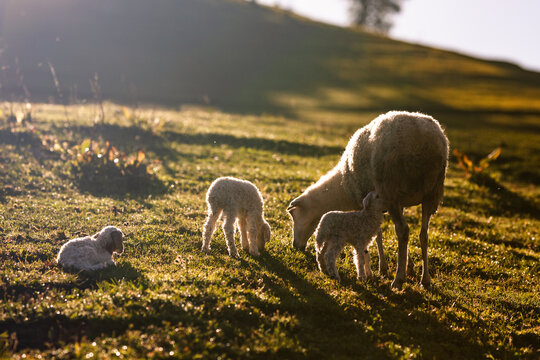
349;0;404;34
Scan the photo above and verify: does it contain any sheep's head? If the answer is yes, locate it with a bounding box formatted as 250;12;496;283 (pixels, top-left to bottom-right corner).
96;226;124;255
287;196;321;251
256;221;271;251
362;191;385;212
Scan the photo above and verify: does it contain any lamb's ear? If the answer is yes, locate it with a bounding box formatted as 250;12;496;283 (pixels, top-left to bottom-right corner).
111;230;124;254
104;239;116;254
362;193;372;209
92;232;100;239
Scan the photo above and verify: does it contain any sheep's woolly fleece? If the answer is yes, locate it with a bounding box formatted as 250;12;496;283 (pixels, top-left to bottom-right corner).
315;191;385;281
202;177;271;257
57;226;124;271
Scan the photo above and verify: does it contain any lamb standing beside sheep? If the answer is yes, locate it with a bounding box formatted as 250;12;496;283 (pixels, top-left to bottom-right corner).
288;111;449;289
202;177;271;257
57;226;124;271
315;191;385;281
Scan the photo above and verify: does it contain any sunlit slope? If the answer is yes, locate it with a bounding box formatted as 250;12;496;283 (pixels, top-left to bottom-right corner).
2;0;540;117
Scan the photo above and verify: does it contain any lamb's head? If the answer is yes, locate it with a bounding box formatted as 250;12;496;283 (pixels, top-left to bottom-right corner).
287;195;321;251
256;220;271;251
95;226;124;254
362;191;385;212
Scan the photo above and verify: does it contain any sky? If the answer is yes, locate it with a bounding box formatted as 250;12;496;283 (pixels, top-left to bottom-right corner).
256;0;540;72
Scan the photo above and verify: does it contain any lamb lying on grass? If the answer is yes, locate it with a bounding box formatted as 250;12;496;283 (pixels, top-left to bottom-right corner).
57;226;124;271
315;191;385;282
202;177;271;257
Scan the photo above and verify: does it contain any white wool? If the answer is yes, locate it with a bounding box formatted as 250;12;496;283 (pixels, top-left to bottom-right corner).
57;226;124;271
202;177;271;257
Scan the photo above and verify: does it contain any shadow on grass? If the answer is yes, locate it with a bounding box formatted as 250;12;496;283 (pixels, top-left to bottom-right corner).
444;173;539;220
71;261;146;285
470;173;539;219
164;131;343;157
72;169;168;199
61;123;342;198
0;262;146;300
0;128;43;148
247;250;517;359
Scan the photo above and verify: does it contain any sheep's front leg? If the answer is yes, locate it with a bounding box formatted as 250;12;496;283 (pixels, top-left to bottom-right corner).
316;240;329;274
324;242;341;281
238;217;249;252
374;228;389;277
222;215;239;257
363;248;373;278
246;218;260;256
389;206;409;290
202;210;221;252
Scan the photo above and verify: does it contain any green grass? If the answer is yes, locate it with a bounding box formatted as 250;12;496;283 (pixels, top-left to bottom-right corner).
0;102;538;359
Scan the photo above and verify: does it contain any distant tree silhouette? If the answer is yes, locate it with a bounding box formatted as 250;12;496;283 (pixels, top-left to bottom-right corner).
350;0;404;34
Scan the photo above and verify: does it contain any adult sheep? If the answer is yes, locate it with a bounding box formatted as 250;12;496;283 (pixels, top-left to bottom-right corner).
287;111;449;289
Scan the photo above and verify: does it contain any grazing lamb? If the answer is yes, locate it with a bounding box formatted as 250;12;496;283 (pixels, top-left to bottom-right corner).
202;177;271;257
287;111;449;289
315;191;385;282
57;226;124;271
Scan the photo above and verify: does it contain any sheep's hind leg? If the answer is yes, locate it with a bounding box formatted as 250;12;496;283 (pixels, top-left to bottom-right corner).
388;206;409;290
222;214;239;257
202;210;221;252
374;228;389;277
407;252;416;278
419;202;435;288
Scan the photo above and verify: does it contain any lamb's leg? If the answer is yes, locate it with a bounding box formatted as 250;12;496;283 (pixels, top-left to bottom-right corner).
374;228;389;277
239;217;249;252
202;210;221;252
420;203;434;288
353;247;366;281
87;262;106;271
363;248;373;278
246;217;260;256
388;206;409;290
324;242;341;281
222;214;239;257
316;240;329;274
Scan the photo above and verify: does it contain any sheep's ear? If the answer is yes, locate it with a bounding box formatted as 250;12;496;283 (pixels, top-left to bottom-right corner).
111;230;124;253
92;232;100;239
104;240;116;254
287;198;302;213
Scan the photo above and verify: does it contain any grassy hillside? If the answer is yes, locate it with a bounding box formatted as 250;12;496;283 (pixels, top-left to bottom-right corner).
0;0;539;358
2;0;540;121
0;103;538;359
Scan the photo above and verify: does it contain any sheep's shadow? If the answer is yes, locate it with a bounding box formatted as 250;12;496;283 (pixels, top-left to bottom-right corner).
248;250;513;359
66;260;146;285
